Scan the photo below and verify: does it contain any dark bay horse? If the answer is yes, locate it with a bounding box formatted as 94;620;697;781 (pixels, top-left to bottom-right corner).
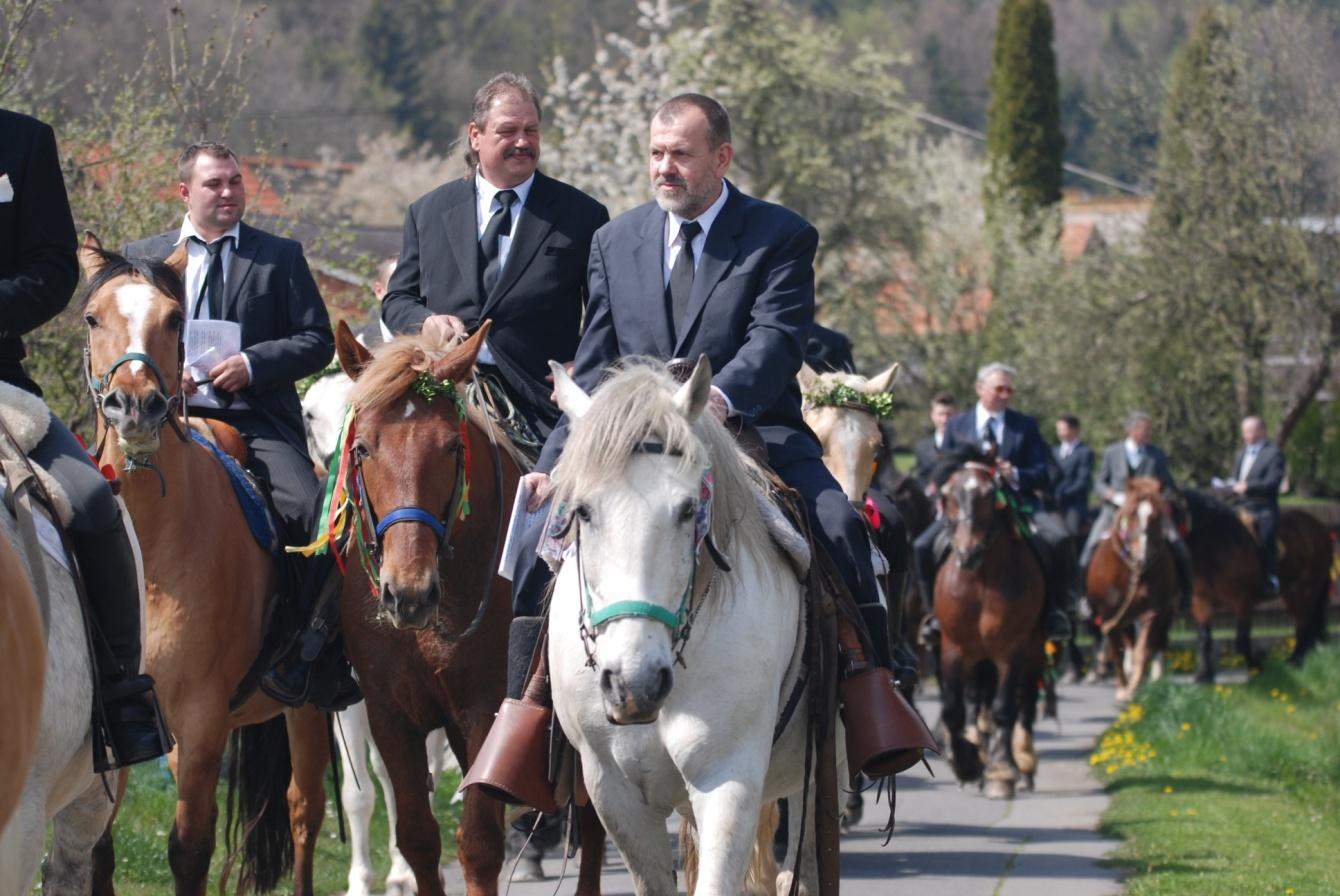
934;460;1046;799
1272;509;1331;662
331;322;603;896
80;239;329;895
1084;477;1176;702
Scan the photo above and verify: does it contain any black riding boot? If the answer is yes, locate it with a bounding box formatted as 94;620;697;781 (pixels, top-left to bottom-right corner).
913;531;945;643
71;520;171;771
260;550;359;710
1030;533;1074;642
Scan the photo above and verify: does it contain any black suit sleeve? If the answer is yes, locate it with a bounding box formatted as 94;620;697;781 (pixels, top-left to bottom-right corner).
713;221;819;420
1;120;77;336
242;244;333;388
1246;448;1286;501
1014;418;1054;497
382;201;433;334
1055;446;1093;502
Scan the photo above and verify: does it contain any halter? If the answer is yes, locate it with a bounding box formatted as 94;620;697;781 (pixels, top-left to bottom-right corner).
83;340;189;492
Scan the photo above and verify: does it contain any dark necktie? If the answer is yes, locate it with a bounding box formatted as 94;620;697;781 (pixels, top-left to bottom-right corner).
191;235;229;319
480;188;518;295
666;220;702;339
981;418;999;453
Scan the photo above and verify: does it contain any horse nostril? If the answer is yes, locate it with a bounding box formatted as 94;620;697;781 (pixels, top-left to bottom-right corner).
141;391;168;418
654;666;673;702
600;669;615;695
102;390;127;416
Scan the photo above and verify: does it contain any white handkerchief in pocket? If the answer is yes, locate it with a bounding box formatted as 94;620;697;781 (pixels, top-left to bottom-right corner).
0;173;12;203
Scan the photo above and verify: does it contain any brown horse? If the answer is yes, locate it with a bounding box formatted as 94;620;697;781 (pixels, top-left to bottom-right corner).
1272;509;1332;662
0;529;43;831
332;322;604;896
1084;477;1176;703
934;460;1046;799
80;238;329;895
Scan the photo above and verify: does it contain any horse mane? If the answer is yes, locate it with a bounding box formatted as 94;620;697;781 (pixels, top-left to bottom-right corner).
551;359;771;561
351;332;528;468
80;248;185;309
931;444;994;487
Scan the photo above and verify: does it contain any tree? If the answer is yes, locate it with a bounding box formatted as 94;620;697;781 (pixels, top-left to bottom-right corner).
985;0;1064;218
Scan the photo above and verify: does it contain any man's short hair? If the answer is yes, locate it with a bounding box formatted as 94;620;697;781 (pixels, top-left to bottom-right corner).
471;72;543;129
931;392;956;408
975;361;1018;384
1058;414;1081;430
177;142;240;183
653;94;732;149
1125;411;1151;432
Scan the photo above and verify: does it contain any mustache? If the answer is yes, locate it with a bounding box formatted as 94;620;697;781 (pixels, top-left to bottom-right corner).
655;176;685;188
504;147;535;159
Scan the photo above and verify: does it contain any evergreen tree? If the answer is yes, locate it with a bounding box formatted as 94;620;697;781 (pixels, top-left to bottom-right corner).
985;0;1065;215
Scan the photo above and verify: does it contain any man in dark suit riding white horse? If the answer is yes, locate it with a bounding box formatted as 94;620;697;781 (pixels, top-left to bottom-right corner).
1230;415;1286;594
912;363;1074;642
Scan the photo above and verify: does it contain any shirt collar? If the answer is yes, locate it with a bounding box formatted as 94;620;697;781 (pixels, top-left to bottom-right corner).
975;404;1004;432
666;180;731;249
477;171;535;214
1125;438;1143;457
177;214;240;247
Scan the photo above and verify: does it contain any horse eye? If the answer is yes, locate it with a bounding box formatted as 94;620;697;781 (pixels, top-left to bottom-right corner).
574;504;591;524
677;499;695;523
166;312;184;331
352;442;370;460
84;313;99;329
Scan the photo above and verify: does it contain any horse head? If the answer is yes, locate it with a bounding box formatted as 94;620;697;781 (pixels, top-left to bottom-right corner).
1114;477;1168;573
941;461;1003;570
339;320;489;629
550;356;754;725
80;233;189;463
799;362;899;506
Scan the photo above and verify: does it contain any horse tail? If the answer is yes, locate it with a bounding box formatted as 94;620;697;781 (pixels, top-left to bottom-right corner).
746;801;781;896
223;715;294;893
678;814;699;895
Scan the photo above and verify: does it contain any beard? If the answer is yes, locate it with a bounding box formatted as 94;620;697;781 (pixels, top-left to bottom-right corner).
653;176;715;217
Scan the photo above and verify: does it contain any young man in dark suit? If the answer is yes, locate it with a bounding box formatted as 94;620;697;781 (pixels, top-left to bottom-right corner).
912;363;1074;641
1;108;168;768
125;142;349;707
913;393;956;491
1053;414;1094;538
1231;415;1286;593
381;72;609;450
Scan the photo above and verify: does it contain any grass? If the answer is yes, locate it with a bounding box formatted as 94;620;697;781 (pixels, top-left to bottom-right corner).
95;755;463;896
1094;643;1340;894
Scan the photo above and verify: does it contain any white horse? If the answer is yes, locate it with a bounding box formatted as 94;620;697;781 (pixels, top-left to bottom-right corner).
546;358;837;896
0;430;143;894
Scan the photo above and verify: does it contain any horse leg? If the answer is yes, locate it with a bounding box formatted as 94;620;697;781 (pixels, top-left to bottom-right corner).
43;777;115;894
575;802;607;896
691;775;768;896
367;708;447;896
1235;611;1257;671
1013;665;1039;793
983;659;1022;801
337;705;378;896
1194;621;1216;685
90;769;128;896
777;777;820;896
168;721;229;896
284;707;329;896
1126;618;1154;701
937;647;982;784
587;766;676;896
368;725;415;895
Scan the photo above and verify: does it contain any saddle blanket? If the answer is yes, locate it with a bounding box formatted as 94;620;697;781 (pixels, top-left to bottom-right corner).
0;479;70;573
188;429;279;555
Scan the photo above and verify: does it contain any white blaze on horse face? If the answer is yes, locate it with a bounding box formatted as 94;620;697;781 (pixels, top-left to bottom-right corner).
114;281;157;374
1136;499;1154;564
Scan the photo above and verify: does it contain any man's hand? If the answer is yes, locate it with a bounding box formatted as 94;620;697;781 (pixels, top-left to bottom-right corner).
208;354;251;392
1231;480;1248;495
182;375;199;396
996;459;1016;482
707;386;730;424
546;361;576;403
522;471;551;512
422;314;468;344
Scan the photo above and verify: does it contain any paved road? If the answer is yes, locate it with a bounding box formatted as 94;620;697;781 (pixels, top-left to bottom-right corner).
444;680;1124;895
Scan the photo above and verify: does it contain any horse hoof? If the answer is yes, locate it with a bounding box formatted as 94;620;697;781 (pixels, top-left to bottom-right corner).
509;856;547;882
984;778;1015;800
384;880;413;896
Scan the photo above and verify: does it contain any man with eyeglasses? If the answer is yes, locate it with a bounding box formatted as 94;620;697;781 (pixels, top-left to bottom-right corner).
912;362;1074;641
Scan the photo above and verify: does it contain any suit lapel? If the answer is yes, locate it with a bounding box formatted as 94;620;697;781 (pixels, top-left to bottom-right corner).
674;186;742;356
224;223;259;320
638;208;675;356
1000;413;1020;460
482;172;556;318
445;179;480;301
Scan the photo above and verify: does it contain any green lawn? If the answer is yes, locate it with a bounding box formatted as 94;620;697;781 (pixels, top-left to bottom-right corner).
97;754;463;896
1094;644;1340;894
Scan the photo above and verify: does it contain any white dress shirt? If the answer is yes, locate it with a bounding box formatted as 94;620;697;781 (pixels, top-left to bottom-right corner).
1124;438;1144;471
1239;443;1261;481
974;404;1005;446
473;172;535;366
176;215;250;406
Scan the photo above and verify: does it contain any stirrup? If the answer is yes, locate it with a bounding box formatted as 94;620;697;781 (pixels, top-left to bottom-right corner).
1044;609;1074;642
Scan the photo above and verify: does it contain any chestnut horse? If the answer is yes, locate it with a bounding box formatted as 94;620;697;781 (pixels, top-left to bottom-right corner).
935;460;1045;799
331;322;603;896
1084;477;1176;703
80;239;329;895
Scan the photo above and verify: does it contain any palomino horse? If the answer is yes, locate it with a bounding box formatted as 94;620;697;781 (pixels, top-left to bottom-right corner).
935;458;1045;799
1084;477;1176;703
546;358;838;895
0;419;120;892
80;240;329;895
330;322;604;896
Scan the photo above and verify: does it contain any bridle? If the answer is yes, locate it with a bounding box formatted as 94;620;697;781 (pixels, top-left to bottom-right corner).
943;461;1005;568
83;338;189;491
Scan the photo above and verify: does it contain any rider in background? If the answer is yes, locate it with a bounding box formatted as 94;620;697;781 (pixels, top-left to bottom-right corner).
1229;415;1285;594
913;362;1075;642
1078;411;1193;611
0;108;167;769
913;392;957;495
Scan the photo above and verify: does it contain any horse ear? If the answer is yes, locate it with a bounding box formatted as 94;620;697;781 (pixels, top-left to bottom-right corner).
430;319;492;383
78;231;106;280
335;319;373;380
865;362;900;395
797;363;820;393
673;354;713;421
550;360;591;420
163;241;189;278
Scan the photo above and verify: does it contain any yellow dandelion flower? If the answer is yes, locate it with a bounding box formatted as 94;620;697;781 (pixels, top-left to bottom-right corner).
1181;722;1192;731
1163;785;1174;794
1286;705;1296;714
1106;765;1119;774
1169;810;1180;817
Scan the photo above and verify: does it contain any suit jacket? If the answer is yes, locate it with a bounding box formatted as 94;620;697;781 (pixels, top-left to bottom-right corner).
913;433;946;484
804;323;855;374
1095;441;1175;502
942;408;1054;509
1053;440;1095;515
124;221;333;455
537;182;820;473
0;110;79;395
1232;440;1285;510
381;170;608;434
